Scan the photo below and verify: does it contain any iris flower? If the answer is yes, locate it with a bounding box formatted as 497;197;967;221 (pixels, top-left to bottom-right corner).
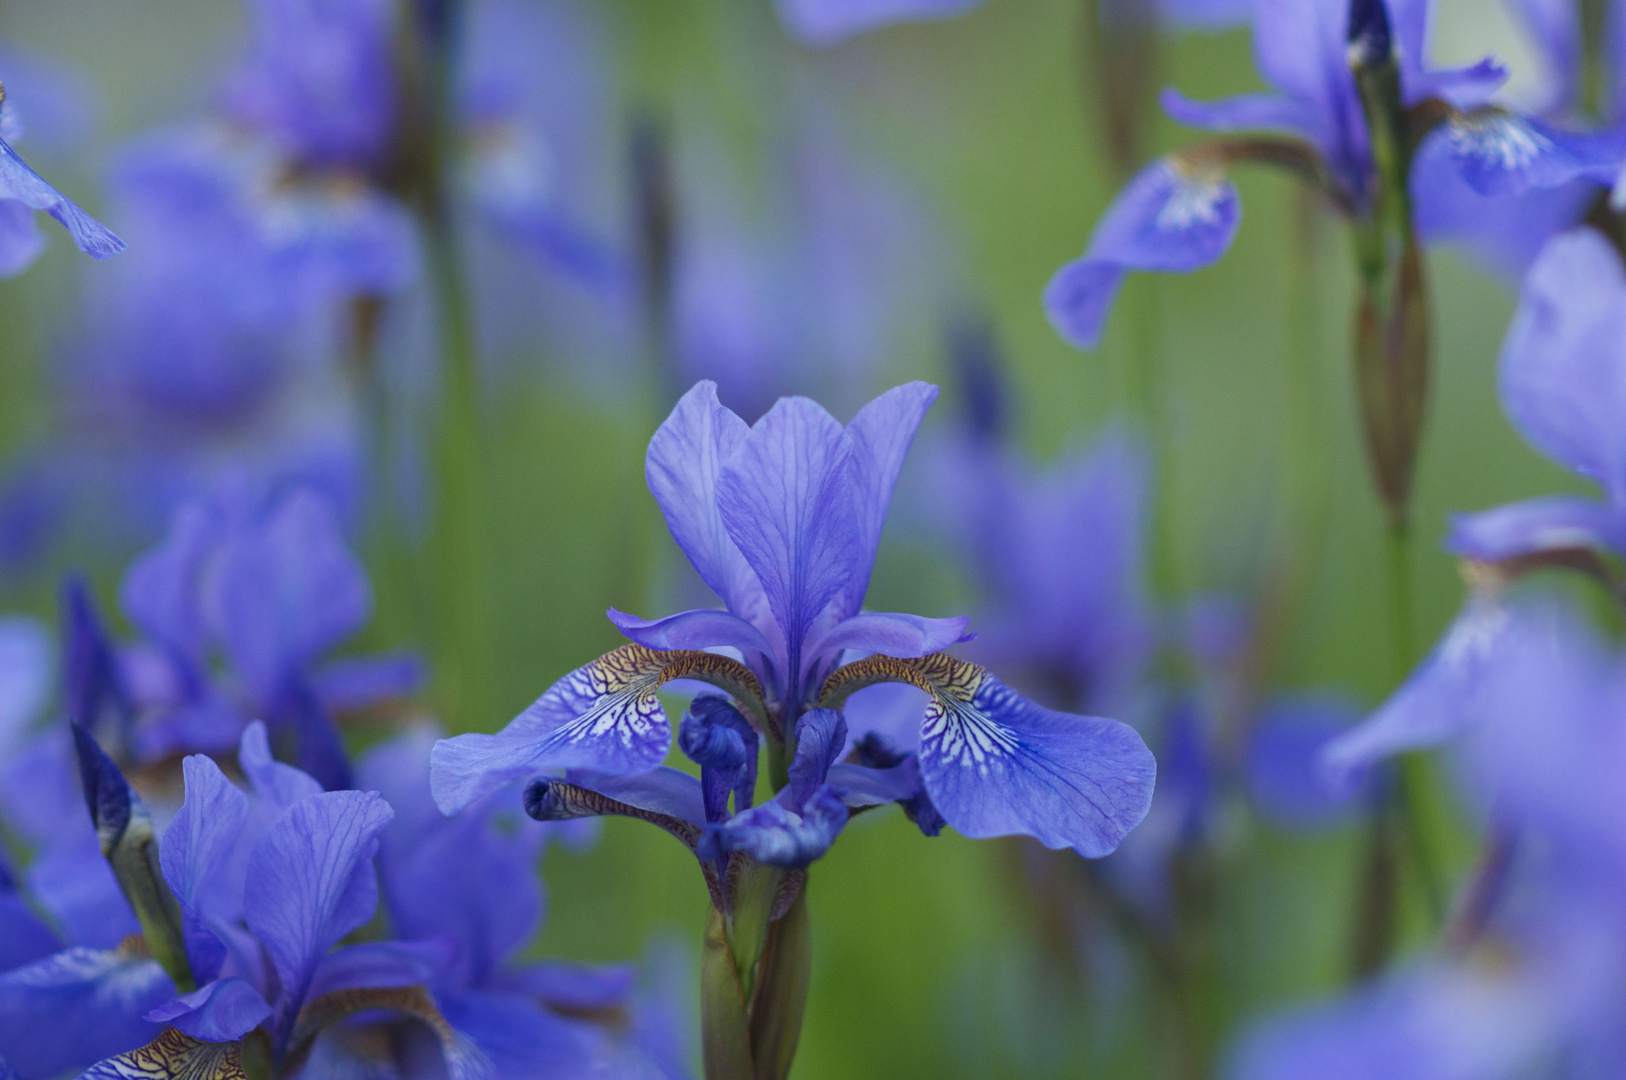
0;78;122;276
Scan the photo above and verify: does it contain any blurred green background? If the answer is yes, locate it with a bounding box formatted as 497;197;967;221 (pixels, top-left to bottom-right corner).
0;0;1588;1076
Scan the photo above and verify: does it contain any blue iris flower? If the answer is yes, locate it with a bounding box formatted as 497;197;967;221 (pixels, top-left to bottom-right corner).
774;0;1250;47
0;77;122;276
433;381;1156;864
116;484;421;789
1044;0;1615;348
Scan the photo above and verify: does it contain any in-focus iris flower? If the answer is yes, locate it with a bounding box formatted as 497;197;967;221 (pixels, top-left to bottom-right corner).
432;381;1156;860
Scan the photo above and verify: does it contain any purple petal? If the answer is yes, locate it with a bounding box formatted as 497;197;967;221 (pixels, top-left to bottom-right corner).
805;611;971;664
0;946;172;1078
144;977;271;1042
1045;160;1240;349
1497;229;1626;501
1321;597;1522;790
1245;695;1368;829
0;879;59;970
1502;0;1581;113
773;0;983;45
0;136;123;258
1405;57;1509;110
161;755;249;923
243;790;393;1026
306;939;459;1000
645;382;763;618
499;961;636;1012
827;759;922;807
788;708;847;806
0;617;51;760
698;786;850;867
841;681;928;755
716;396;860;662
238;720;322;810
438;988;600;1080
838;382;939;618
1160;88;1323;139
1446;496;1621;562
214;488;371;707
564;767;708;828
1436;114;1622;198
22;840;138;949
119;499;220;666
430;650;674;814
606;606;772;655
918;673;1156;857
311;652;424;713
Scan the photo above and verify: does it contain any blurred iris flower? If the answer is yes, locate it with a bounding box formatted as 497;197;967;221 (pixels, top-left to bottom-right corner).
1239;602;1626;1080
0;74;122;276
1044;0;1617;349
774;0;1250;47
115;484;420;789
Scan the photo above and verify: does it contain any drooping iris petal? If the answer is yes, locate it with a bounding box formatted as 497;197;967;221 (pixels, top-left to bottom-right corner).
773;0;982;46
918;672;1155;856
838;381;938;618
78;1027;254;1080
716;396;861;666
144;976;272;1042
825;759;923;808
243;790;393;1028
1160;87;1323;140
1446;495;1622;563
1320;599;1563;791
644;381;762;618
787;708;847;806
1435;114;1622;198
0;136;124;262
310;652;423;713
430;647;678;814
1245;695;1368;829
606;606;772;655
1497;229;1626;503
437;988;599;1080
214;488;371;707
1045;159;1240;349
306;939;459;1000
0;946;174;1078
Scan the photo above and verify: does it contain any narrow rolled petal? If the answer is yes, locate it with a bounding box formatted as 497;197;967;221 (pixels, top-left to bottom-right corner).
523;775;703;852
774;0;982;45
805;611;972;664
0;136;124;258
1497;229;1626;499
717;397;861;661
839;382;939;617
645;382;762;615
1438;113;1622;198
1045;160;1239;349
698;787;850;867
243;791;393;1023
787;708;847;806
1446;496;1621;563
0;946;174;1078
919;674;1155;856
144;977;271;1042
606;606;772;655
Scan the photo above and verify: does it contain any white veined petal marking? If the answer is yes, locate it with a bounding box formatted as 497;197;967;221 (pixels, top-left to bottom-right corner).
920;673;1022;776
1155;173;1229;232
1449;115;1551;171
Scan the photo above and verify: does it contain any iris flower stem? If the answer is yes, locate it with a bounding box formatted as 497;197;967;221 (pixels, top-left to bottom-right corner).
411;0;496;733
